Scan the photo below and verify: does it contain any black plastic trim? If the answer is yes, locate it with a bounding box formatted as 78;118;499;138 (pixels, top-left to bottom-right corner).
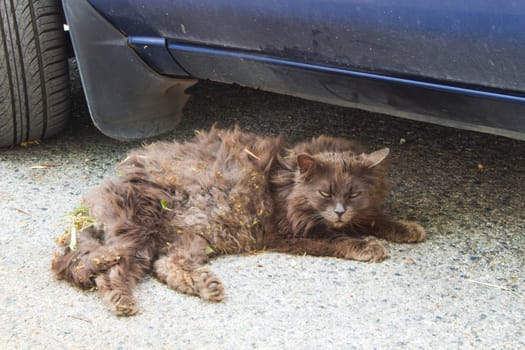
62;0;196;140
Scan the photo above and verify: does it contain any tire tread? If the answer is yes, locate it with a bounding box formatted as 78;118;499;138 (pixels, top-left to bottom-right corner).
0;0;70;147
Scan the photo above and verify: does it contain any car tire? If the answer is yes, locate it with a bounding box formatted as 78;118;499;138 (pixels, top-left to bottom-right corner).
0;0;70;147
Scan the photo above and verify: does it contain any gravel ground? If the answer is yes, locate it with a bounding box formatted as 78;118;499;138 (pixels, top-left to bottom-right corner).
1;63;524;349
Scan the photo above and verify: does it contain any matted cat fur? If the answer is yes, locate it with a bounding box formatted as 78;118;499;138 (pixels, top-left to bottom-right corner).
52;126;425;316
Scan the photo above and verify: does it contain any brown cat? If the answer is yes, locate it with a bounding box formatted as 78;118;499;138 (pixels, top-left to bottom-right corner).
51;126;425;316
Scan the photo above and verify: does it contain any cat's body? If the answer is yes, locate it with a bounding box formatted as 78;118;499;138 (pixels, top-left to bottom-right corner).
52;126;425;316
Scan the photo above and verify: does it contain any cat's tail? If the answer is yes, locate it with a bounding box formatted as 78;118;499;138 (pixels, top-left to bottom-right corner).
51;228;121;289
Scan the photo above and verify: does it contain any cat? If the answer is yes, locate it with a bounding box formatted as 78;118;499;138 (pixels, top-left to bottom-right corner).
51;126;425;316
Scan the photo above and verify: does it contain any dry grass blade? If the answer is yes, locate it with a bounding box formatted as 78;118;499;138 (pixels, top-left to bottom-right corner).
465;279;517;294
243;147;261;160
30;163;60;169
19;140;40;148
14;208;31;216
67;314;93;323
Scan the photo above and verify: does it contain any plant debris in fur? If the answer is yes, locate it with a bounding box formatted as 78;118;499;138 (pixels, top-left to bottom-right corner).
55;206;95;251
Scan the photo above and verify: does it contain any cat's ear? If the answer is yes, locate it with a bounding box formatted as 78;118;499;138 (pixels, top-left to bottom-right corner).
297;154;316;174
367;147;390;168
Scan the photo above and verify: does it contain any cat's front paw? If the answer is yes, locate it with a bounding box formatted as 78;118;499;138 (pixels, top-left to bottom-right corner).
395;220;426;243
194;269;225;302
355;241;388;262
339;240;388;262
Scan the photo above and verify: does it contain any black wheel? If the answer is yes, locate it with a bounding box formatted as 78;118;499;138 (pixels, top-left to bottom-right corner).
0;0;70;147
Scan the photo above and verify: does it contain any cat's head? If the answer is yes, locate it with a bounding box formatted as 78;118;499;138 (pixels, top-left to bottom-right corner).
288;147;390;234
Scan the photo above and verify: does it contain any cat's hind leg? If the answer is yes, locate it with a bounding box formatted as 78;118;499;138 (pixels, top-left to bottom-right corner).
95;269;137;316
154;255;225;302
153;233;224;302
52;232;122;289
94;248;151;316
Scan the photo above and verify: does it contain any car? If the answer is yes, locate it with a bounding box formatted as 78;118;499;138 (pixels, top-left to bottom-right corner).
1;0;525;147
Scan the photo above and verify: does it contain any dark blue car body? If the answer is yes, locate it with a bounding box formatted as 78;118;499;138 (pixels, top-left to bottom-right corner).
62;0;525;140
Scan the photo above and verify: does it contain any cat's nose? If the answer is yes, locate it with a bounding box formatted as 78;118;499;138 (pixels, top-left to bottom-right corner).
334;203;346;217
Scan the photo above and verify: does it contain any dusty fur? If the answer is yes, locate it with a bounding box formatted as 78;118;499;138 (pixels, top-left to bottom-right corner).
51;126;425;316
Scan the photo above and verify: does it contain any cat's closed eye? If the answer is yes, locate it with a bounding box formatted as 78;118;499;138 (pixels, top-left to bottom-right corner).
319;190;332;198
348;192;361;199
